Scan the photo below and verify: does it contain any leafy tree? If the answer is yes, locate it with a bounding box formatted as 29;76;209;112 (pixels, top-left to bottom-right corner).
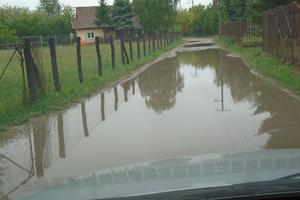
220;0;294;22
60;5;75;34
0;4;74;43
111;0;133;30
95;0;111;27
38;0;61;16
132;0;180;32
174;9;194;35
176;5;228;36
0;20;18;43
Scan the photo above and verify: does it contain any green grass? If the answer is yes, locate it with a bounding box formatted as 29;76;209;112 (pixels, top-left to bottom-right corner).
0;40;182;131
215;36;300;95
241;34;262;46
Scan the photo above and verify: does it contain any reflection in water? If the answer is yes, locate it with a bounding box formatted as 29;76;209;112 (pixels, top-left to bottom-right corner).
114;87;118;111
1;49;300;199
177;49;300;149
132;80;135;95
138;58;184;113
216;51;230;112
122;82;130;103
57;113;65;158
81;102;89;137
101;93;105;122
32;120;47;178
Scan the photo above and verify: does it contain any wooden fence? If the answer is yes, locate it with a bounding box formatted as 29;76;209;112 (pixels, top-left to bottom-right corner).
220;1;300;68
221;20;262;47
263;1;300;67
0;32;181;103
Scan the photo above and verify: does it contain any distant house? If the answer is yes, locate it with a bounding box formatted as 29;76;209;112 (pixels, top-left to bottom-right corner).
71;6;143;44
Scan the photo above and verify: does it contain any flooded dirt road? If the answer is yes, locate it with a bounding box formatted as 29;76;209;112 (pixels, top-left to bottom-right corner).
1;44;300;199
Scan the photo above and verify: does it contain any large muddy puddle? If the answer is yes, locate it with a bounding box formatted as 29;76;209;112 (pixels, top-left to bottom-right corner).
1;48;300;199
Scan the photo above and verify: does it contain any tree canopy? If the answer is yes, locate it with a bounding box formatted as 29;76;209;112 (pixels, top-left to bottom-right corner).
174;0;295;36
132;0;180;32
111;0;133;30
38;0;61;16
220;0;294;22
0;4;74;43
95;0;111;27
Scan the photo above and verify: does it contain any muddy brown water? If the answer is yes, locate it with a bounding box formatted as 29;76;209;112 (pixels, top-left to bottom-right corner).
1;48;300;199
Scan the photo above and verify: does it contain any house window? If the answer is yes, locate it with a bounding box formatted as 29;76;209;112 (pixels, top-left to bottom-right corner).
87;32;94;39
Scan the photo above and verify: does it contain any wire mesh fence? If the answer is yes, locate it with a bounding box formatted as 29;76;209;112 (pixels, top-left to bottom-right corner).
263;1;300;67
220;1;300;68
0;32;181;115
221;21;262;47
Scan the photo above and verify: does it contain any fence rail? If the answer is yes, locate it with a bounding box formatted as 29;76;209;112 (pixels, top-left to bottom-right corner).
220;1;300;68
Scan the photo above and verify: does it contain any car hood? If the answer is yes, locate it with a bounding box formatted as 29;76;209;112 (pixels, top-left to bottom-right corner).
19;149;300;200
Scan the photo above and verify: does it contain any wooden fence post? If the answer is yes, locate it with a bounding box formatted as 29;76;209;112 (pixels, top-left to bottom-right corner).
156;33;160;49
57;113;65;158
101;92;105;121
120;33;129;64
23;38;37;102
120;33;126;65
160;33;163;49
16;48;27;103
152;34;156;51
132;80;135;95
110;35;116;69
76;37;83;83
143;34;146;56
137;37;141;59
95;36;103;76
49;38;61;92
129;32;133;60
167;32;170;45
114;86;118;111
148;34;151;54
81;102;89;137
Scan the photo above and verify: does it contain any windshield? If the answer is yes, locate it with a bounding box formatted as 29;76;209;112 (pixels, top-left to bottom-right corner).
1;0;300;200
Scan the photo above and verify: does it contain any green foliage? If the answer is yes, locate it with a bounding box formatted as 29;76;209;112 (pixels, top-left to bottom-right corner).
174;9;194;35
220;0;294;22
132;0;179;32
174;5;228;36
38;0;61;16
176;0;295;36
95;0;111;27
0;18;18;43
112;0;133;30
0;4;74;42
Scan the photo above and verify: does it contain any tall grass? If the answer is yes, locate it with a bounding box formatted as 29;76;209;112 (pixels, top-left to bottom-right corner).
0;40;181;130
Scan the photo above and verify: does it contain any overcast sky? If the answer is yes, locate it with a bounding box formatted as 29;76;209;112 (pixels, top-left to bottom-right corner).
0;0;212;10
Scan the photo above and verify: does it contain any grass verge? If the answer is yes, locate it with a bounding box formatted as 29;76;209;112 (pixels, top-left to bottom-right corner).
215;36;300;95
0;40;182;132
